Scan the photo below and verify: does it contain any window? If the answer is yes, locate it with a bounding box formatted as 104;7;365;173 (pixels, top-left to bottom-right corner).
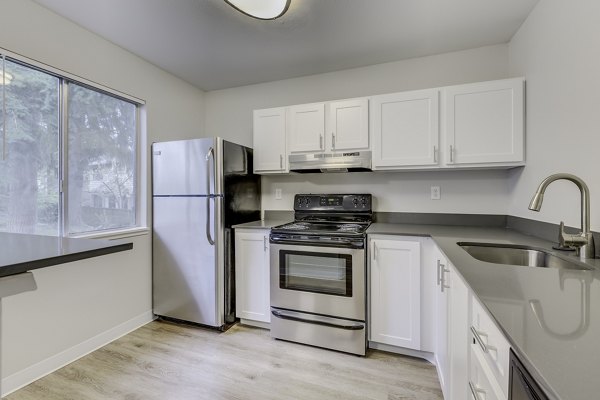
0;60;60;235
67;84;137;234
0;55;141;236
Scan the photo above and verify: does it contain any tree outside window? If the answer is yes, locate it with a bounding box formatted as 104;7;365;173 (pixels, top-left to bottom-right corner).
0;57;138;236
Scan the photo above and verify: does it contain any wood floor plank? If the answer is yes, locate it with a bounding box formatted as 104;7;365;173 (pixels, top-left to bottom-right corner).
6;321;443;400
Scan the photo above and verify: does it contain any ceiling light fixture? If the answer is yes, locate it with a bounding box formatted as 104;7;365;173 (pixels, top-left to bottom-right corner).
224;0;291;20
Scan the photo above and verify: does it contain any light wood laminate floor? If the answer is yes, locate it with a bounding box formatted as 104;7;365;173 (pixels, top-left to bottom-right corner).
7;321;443;400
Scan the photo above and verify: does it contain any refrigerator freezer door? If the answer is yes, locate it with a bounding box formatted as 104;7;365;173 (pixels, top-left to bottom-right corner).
152;138;218;196
153;196;221;326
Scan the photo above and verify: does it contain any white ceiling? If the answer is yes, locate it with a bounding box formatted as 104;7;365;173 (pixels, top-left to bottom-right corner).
33;0;539;91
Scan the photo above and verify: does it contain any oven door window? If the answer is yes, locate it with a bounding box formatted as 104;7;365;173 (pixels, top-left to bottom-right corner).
279;250;352;296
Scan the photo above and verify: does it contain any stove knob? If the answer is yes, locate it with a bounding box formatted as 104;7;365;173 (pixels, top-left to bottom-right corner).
353;198;358;205
362;198;368;205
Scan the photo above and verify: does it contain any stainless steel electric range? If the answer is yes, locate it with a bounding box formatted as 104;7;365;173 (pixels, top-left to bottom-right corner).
269;194;372;356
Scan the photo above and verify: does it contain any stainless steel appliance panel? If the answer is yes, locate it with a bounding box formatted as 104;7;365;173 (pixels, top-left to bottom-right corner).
288;151;372;173
153;196;221;325
152;138;219;196
270;242;365;320
270;307;366;355
509;350;549;400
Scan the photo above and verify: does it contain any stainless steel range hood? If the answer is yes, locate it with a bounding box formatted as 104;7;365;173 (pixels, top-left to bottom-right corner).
289;151;372;173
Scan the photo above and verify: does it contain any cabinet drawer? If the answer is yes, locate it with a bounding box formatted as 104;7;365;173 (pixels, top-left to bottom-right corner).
471;296;511;397
470;345;507;400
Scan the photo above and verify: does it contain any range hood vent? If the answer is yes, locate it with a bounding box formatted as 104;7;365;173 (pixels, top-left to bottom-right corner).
289;151;372;173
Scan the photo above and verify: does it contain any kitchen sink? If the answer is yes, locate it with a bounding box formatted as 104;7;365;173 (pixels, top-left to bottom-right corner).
457;242;592;270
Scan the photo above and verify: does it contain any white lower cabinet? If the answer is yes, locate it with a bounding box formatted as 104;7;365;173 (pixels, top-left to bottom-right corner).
235;228;271;327
369;236;422;350
371;236;511;400
471;295;511;399
433;247;450;398
435;247;510;400
470;346;506;400
446;260;470;400
433;249;470;400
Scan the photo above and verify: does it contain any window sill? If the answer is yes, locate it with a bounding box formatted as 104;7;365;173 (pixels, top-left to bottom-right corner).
68;227;150;241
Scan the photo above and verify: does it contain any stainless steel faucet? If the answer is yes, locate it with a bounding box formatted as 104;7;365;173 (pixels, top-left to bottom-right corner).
528;173;595;259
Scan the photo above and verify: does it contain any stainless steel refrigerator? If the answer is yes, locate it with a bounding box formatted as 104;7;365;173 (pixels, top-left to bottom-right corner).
152;138;260;329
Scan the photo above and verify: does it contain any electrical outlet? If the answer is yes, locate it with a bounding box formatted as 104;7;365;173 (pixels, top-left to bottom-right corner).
431;186;441;200
275;188;282;200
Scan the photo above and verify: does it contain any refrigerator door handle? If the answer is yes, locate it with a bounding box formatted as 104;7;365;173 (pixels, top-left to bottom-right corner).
205;147;215;194
206;147;215;245
206;198;215;245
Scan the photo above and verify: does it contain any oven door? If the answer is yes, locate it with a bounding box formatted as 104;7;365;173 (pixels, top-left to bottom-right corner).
270;241;365;321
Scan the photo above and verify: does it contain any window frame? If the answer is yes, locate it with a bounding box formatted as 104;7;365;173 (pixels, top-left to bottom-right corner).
0;48;146;238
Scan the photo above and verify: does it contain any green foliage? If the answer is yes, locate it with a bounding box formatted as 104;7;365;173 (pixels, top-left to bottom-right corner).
0;59;137;234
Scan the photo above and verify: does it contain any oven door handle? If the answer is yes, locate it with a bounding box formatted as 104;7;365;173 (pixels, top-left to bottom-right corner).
269;236;365;249
271;309;365;331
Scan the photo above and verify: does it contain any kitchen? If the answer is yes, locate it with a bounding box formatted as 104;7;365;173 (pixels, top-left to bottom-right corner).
0;0;598;399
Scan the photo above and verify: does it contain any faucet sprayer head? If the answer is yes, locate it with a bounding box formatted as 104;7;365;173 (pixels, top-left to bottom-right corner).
528;192;544;211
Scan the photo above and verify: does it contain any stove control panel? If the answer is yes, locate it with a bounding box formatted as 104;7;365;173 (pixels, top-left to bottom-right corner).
294;194;372;211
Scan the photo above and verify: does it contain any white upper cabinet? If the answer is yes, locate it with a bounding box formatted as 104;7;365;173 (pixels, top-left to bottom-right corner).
329;98;369;151
288;103;325;153
371;89;440;169
253;77;525;173
253;107;288;173
444;78;525;166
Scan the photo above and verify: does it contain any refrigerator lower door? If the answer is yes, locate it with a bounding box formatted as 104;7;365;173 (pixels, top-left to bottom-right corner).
153;196;222;327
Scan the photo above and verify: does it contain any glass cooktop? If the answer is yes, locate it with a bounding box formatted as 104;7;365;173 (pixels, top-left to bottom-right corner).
271;221;369;236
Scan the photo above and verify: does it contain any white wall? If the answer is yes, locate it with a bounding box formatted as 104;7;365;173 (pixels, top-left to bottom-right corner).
205;44;514;214
0;0;206;392
508;0;600;231
261;171;510;214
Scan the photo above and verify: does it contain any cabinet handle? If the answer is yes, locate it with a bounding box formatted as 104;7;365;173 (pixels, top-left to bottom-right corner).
279;154;283;169
332;133;336;149
440;266;450;292
470;326;497;353
373;243;378;261
449;145;454;163
433;146;437;163
468;381;486;400
436;260;443;286
320;134;323;149
263;236;267;252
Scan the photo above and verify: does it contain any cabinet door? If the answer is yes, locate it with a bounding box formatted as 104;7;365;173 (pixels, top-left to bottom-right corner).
235;230;270;323
434;247;450;399
329;98;369;151
370;238;421;350
447;262;470;400
288;103;325;153
444;78;524;165
371;89;439;169
253;108;287;173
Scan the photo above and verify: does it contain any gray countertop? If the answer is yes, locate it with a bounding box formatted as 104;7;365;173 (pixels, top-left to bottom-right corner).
368;223;600;400
232;219;288;229
0;232;133;278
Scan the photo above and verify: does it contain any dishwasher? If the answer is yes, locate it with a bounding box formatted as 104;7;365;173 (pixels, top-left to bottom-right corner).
509;349;549;400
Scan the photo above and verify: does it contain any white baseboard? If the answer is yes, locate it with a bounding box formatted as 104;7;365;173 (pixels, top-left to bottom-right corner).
368;341;436;364
239;319;270;330
2;310;155;396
